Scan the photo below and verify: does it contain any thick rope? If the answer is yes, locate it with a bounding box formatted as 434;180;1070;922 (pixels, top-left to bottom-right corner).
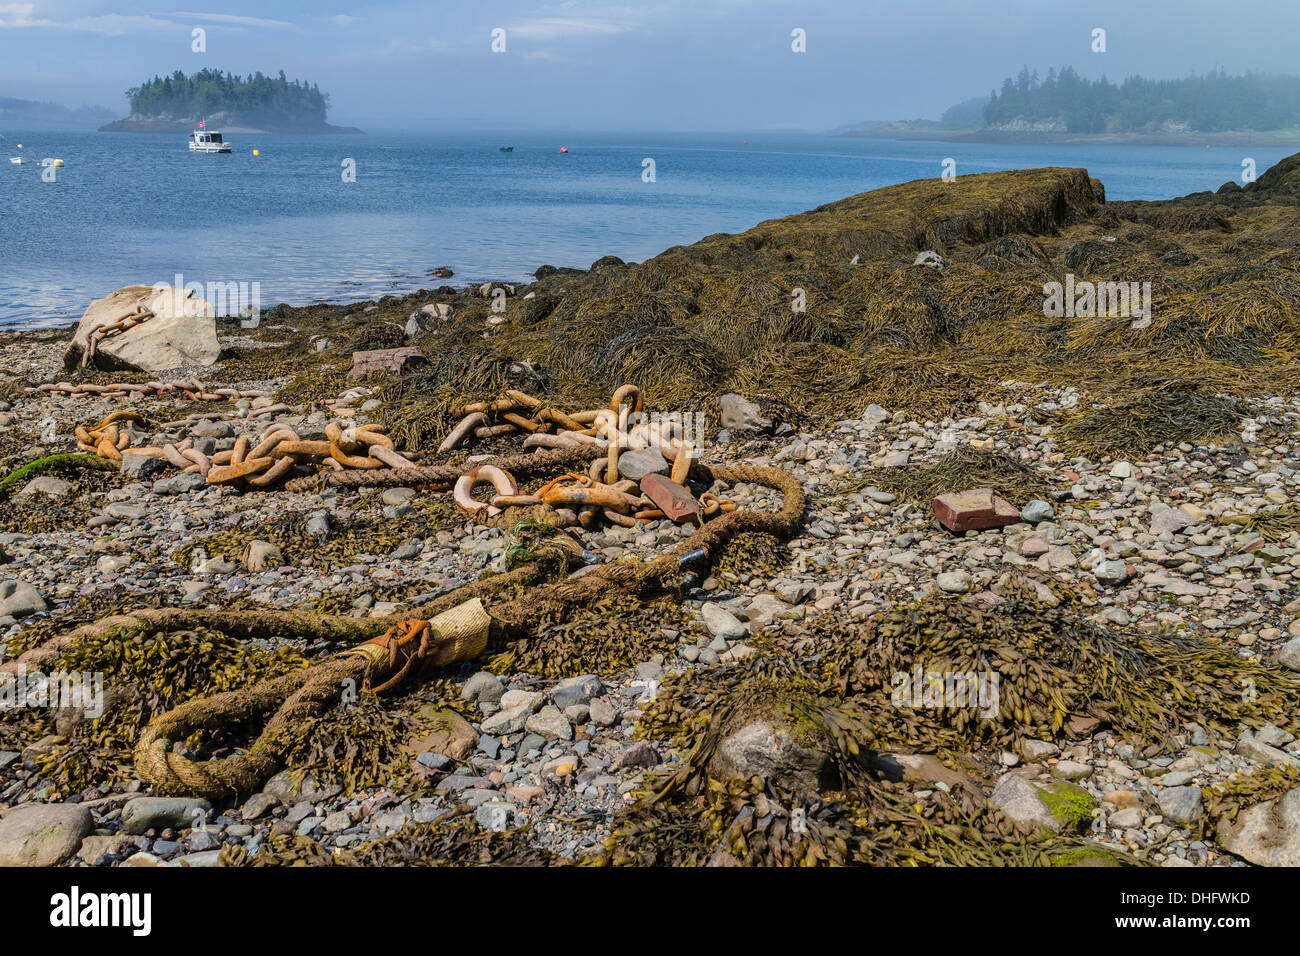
128;462;804;800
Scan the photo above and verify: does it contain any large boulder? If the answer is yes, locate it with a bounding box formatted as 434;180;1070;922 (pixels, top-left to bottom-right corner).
65;285;221;372
1218;786;1300;867
0;803;93;866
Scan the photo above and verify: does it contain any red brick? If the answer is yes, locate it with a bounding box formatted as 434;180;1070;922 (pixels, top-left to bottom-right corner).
931;488;1021;532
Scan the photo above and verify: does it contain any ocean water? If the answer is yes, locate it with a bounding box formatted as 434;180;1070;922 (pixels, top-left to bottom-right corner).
0;129;1289;328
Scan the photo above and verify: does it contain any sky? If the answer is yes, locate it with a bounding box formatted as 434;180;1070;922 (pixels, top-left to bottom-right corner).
3;0;1300;130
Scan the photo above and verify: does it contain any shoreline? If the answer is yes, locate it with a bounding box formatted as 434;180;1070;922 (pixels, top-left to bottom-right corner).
843;126;1300;147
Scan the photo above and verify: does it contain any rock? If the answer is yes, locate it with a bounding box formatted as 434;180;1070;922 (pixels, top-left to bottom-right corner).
524;705;573;740
712;720;832;791
475;803;513;832
417;752;452;771
240;792;279;821
1157;785;1202;825
1109;807;1143;829
616;446;670;481
1257;723;1296;748
936;570;971;593
1021;739;1060;761
245;540;282;573
700;603;747;640
65;284;221;372
1020;500;1055;524
1236;732;1300;769
461;671;505;704
119;453;165;480
718;394;770;433
1277;637;1300;672
482;704;531;736
932;489;1021;533
122;797;213;835
1094;560;1132;586
991;775;1093;834
0;579;46;617
407;709;478;760
1109;461;1133;478
264;770;343;805
348;346;427;381
17;476;72;498
77;833;139;865
1053;760;1092;780
0;803;93;866
588;698;618;727
913;250;945;268
551;674;603;710
862;404;890;424
1151;508;1196;535
1218;786;1300;866
615;740;662;769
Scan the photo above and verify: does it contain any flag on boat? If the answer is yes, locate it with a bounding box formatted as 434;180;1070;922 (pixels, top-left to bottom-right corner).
198;118;205;129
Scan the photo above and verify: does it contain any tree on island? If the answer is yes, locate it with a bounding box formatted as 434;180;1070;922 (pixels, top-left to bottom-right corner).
124;68;329;128
982;67;1300;133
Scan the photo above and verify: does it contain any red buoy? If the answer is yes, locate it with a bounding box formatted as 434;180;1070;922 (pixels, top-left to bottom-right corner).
559;146;569;153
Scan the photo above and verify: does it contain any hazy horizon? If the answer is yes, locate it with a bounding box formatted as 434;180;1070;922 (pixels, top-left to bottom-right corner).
3;0;1300;131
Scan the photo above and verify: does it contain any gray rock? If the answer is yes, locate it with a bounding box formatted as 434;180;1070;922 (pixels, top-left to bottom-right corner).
1236;732;1300;769
617;447;670;481
1094;560;1132;586
1218;786;1300;866
481;704;532;736
475;803;513;832
913;250;945;268
1257;723;1296;748
461;671;505;704
614;740;662;769
936;570;970;593
1158;786;1203;825
990;774;1065;833
718;394;771;433
416;752;453;771
1109;807;1143;829
1277;637;1300;672
551;674;603;710
524;705;573;740
0;803;93;866
240;793;279;821
712;720;831;791
1020;500;1055;524
264;770;342;804
700;603;747;640
17;475;73;498
245;540;282;573
119;454;165;480
1021;739;1060;762
1151;508;1196;535
122;797;213;835
588;698;618;727
0;579;46;618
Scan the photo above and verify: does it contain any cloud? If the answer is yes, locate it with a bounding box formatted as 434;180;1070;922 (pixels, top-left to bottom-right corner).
509;16;629;40
0;5;180;34
165;11;300;31
328;14;361;27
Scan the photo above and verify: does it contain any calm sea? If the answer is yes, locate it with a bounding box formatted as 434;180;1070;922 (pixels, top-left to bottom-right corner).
0;129;1287;327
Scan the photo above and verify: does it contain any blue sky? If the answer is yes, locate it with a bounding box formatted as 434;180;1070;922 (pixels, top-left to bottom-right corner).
3;0;1299;129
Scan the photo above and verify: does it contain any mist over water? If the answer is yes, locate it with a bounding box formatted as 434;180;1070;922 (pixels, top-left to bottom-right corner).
0;129;1284;328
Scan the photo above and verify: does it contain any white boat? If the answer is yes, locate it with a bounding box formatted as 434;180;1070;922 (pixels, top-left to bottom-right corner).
189;129;232;154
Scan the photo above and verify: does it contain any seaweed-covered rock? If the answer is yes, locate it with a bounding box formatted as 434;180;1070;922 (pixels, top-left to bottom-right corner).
712;720;834;792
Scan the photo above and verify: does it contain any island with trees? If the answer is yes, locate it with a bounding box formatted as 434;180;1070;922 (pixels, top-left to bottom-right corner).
844;68;1300;145
99;69;359;134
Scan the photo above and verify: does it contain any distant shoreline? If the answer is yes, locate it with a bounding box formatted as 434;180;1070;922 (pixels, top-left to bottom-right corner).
98;118;362;135
842;126;1300;147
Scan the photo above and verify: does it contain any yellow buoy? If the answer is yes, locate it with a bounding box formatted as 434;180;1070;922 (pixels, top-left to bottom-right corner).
252;149;260;156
